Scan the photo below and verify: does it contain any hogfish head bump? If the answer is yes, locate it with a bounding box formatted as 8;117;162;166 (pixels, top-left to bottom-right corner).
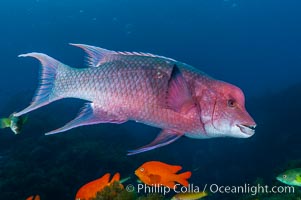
196;81;256;138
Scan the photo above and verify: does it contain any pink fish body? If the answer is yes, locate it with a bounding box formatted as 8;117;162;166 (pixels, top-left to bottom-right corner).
14;44;256;155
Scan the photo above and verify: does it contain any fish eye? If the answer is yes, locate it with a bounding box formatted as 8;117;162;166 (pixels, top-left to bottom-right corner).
140;167;144;172
227;99;236;108
283;174;287;179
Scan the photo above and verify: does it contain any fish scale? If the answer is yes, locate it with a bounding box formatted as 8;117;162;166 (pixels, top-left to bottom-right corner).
15;43;256;155
64;59;178;120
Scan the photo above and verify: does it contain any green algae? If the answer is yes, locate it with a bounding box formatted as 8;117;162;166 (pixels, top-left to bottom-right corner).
91;181;167;200
92;181;136;200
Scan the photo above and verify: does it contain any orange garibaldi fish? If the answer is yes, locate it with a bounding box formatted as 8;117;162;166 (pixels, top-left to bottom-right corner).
26;195;40;200
75;173;120;200
14;44;256;155
135;161;191;188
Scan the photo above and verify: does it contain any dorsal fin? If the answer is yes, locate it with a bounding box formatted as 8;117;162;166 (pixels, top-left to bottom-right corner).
70;43;176;67
70;43;115;67
109;173;121;184
167;165;182;173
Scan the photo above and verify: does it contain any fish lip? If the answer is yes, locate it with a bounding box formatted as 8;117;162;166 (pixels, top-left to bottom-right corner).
236;124;256;136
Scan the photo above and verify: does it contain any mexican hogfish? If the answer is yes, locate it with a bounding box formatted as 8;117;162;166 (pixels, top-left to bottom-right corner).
14;44;256;155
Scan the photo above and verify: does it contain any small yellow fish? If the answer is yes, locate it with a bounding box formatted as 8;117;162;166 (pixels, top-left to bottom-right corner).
0;113;28;134
277;168;301;186
171;192;208;200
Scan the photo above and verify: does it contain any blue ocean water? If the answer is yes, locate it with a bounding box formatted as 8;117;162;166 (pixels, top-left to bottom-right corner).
0;0;300;199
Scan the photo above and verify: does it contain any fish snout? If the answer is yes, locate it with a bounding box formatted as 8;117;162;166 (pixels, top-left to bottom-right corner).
236;123;256;137
236;111;256;137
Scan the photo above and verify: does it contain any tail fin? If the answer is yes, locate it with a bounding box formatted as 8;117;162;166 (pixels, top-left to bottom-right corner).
14;53;68;117
0;118;10;128
175;171;192;187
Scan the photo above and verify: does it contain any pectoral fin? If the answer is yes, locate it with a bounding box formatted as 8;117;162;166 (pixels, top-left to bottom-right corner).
127;129;184;155
149;174;161;183
45;103;127;135
166;64;195;114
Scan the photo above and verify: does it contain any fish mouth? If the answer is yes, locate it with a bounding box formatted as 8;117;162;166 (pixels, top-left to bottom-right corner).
237;124;256;136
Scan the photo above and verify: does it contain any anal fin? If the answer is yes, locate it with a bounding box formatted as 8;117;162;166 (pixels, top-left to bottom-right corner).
45;103;127;135
127;129;184;155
